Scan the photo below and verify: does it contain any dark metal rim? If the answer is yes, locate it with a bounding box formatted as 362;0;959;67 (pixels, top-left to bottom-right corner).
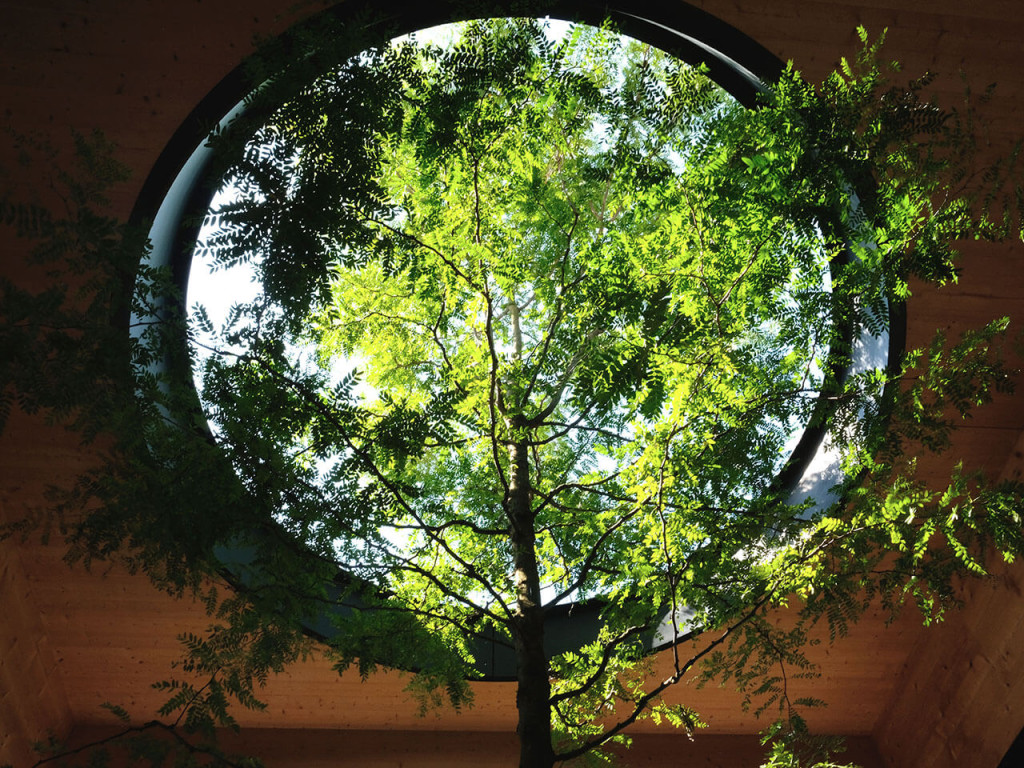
128;0;902;681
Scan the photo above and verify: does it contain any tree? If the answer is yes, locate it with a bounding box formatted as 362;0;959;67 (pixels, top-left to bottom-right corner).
2;16;1022;768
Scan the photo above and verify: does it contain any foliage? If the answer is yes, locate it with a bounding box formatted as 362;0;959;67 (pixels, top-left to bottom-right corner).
2;17;1022;768
13;718;265;768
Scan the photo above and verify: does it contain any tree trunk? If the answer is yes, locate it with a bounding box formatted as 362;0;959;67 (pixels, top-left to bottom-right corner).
506;428;555;768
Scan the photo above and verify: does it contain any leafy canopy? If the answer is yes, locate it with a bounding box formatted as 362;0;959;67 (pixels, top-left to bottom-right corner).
183;18;1022;763
198;17;836;623
3;14;1022;768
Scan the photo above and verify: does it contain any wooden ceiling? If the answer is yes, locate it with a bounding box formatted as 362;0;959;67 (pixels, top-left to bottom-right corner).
2;1;1023;766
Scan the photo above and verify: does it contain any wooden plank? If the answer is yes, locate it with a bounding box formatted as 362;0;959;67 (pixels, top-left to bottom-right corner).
0;537;72;767
875;559;1024;767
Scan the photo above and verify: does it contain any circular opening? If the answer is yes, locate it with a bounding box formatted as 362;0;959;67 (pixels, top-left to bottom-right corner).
132;3;897;681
